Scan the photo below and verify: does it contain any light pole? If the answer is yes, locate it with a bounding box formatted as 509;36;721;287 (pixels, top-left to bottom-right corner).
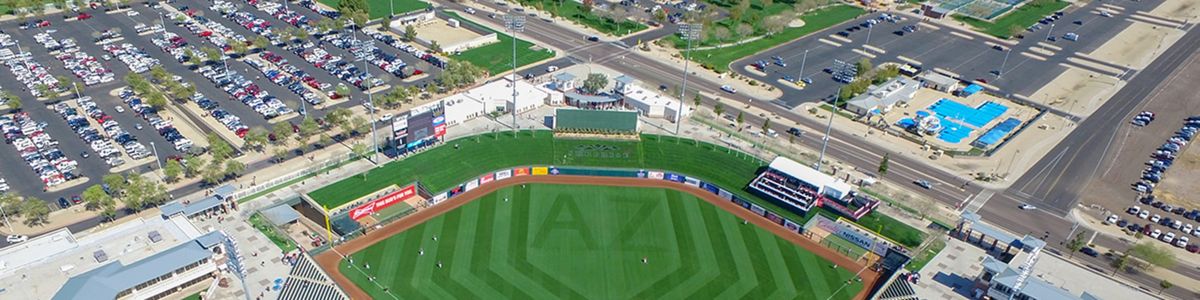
504;12;526;134
676;23;702;135
816;95;836;171
997;48;1011;78
864;24;873;48
356;30;380;164
150;141;163;179
1045;23;1055;40
0;200;12;232
799;49;809;78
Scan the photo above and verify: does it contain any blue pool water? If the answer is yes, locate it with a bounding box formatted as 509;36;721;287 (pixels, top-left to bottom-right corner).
926;99;1009;144
896;118;916;128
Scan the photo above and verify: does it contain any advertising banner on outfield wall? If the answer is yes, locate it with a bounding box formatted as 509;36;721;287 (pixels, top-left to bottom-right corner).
431;193;448;205
784;219;802;233
718;189;734;201
448;185;465;198
663;173;684;182
735;197;751;209
479;173;494;185
549;167;560;175
349;185;417;220
464;178;480;192
700;182;719;194
637;170;647;178
684;177;700;187
647;171;664;179
765;211;783;224
513;168;530;177
495;169;512;180
750;203;766;216
532;167;548;175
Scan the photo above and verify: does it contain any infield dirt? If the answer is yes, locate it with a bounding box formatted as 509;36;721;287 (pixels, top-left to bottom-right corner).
314;175;881;299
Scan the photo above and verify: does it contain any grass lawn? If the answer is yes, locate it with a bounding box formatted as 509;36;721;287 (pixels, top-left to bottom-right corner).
318;0;431;20
686;5;864;72
905;238;946;271
954;0;1070;39
239;157;360;203
514;0;647;36
182;292;202;300
339;184;863;299
442;11;556;75
249;213;298;253
309;130;928;248
854;210;925;247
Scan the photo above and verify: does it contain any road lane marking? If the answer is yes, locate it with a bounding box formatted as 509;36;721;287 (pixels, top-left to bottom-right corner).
1126;13;1185;28
827;34;852;43
1019;51;1049;61
949;31;975;41
1100;3;1125;11
917;22;940;31
932;68;960;78
1036;42;1063;51
1062;58;1124;76
1018;147;1069;194
818;38;843;47
863;45;886;54
896;55;922;66
851;48;877;59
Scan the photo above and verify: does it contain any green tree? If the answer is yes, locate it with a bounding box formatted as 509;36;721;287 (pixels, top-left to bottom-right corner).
81;184;112;211
582;73;608;94
326;107;354;127
335;83;351;97
856;58;873;75
244;127;269;151
20;200;49;227
102;174;127;195
403;25;417;41
1008;24;1024;39
1129;242;1176;270
230;41;249;55
207;133;234;162
224;159;246;177
351;142;370;158
272;122;294;145
202;167;224;185
202;46;222;62
761;118;771;134
350;116;369;133
693;93;702;108
34;84;52;98
438;60;486;90
163;159;183;182
2;91;20;111
185;154;207;178
273;148;289;162
429;40;442;54
735;111;744;130
149;65;170;82
299;117;320;139
1065;232;1086;259
145;90;168;109
253;35;270;50
714;102;724;116
380;16;392;31
878;153;890;176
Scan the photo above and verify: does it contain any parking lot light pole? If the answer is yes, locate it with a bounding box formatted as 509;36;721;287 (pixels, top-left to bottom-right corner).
504;13;526;134
0;202;12;232
864;24;873;47
799;49;808;78
676;23;702;135
150;141;163;178
1046;23;1055;40
998;49;1011;78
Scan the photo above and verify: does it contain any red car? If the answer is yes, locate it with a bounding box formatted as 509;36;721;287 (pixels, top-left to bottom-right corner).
77;13;92;20
1187;244;1199;253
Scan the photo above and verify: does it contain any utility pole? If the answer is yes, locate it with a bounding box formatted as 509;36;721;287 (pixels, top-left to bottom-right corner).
675;23;702;135
816;105;834;171
356;29;380;164
504;12;526;134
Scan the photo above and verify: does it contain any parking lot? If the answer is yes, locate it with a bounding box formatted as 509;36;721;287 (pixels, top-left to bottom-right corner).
0;0;446;210
738;0;1172;108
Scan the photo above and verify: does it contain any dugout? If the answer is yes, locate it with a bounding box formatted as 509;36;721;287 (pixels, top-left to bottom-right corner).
553;108;639;137
297;182;434;237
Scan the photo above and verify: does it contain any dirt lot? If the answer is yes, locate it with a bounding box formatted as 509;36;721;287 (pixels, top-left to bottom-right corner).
1148;0;1200;20
1087;21;1184;69
1028;68;1120;117
1153;144;1200;209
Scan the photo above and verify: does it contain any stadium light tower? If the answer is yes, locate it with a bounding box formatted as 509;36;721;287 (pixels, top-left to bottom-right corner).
675;23;702;135
504;12;526;134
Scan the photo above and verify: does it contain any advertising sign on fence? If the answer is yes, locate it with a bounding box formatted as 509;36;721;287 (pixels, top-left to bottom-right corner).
718;189;734;201
464;178;480;192
684;177;701;187
700;182;719;194
810;216;891;255
765;211;783;224
735;197;751;209
637;170;647;178
349;185;417;220
532;167;548;175
479;173;495;185
495;169;513;180
784;219;802;233
647;171;664;179
664;173;684;182
513;168;530;177
549;167;560;175
750;203;766;216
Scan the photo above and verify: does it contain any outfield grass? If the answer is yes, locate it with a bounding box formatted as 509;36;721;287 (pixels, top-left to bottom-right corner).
954;0;1070;39
514;0;647;36
906;238;946;271
442;11;557;75
319;0;431;20
249;213;298;253
685;5;865;72
339;184;863;299
309;130;927;247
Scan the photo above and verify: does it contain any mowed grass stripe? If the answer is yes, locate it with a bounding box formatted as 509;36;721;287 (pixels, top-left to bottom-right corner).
469;192;534;298
755;225;798;299
684;201;744;298
488;187;559;299
425;208;476;299
652;190;720;299
714;207;767;299
797;245;838;298
508;187;589;299
448;196;507;298
775;237;824;299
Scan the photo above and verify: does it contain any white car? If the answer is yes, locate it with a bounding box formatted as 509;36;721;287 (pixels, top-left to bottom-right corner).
1175;236;1189;248
5;235;27;243
114;105;125;113
379;113;394;123
126;10;139;16
1161;232;1176;243
1019;204;1037;210
720;85;737;94
1150;229;1162;239
1105;214;1119;224
1138;210;1150;219
1128;206;1141;215
1150;214;1161;223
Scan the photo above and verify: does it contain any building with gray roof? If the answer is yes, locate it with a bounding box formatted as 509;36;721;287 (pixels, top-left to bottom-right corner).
52;231;229;300
845;77;921;116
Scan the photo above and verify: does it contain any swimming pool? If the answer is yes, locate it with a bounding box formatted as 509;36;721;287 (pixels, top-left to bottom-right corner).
927;99;1008;128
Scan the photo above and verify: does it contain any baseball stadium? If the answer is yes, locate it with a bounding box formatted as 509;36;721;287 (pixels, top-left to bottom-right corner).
295;130;917;299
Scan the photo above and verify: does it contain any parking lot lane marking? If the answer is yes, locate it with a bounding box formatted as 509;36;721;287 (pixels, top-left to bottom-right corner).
916;22;940;31
827;34;852;43
851;48;877;59
896;55;922;66
1019;51;1049;61
818;38;843;47
949;31;975;41
863;45;886;54
1061;59;1124;76
1126;14;1185;29
1133;11;1187;26
1036;42;1063;51
1100;3;1125;11
932;67;960;78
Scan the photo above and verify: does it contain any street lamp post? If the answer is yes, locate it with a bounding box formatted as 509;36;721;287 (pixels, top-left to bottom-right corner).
355;30;380;164
504;13;526;134
1046;23;1055;40
865;24;873;47
799;49;809;78
998;49;1011;78
675;23;702;135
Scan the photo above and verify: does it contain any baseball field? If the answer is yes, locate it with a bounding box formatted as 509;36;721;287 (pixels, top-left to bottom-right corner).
330;181;868;299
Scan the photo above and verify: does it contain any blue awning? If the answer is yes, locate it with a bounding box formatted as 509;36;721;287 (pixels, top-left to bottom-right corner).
963;84;983;95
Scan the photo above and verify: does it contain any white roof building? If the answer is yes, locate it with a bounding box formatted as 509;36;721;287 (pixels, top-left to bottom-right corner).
767;157;852;200
845;77;921;116
423;75;563;127
614;75;691;122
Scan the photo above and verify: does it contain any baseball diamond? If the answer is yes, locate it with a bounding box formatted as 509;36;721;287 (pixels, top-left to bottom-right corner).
317;176;878;300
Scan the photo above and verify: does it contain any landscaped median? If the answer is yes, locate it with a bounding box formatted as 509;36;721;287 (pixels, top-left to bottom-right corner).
667;4;864;73
442;11;557;75
954;0;1070;39
512;0;647;36
307;130;926;247
318;0;431;20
